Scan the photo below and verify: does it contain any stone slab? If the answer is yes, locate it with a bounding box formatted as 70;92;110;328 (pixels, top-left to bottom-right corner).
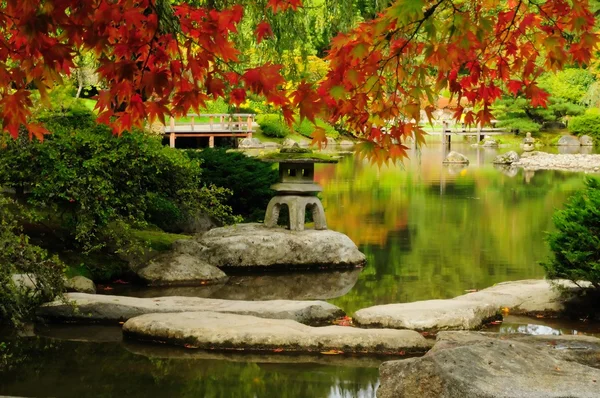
455;279;584;315
378;332;600;398
37;293;344;325
354;299;498;331
123;311;432;355
196;223;366;269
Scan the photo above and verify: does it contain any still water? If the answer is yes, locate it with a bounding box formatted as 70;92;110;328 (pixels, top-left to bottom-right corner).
1;143;598;398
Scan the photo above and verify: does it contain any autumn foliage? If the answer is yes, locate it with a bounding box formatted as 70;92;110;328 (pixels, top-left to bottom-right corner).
0;0;597;162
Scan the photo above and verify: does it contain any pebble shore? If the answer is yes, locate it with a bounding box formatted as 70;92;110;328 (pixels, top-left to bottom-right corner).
513;152;600;173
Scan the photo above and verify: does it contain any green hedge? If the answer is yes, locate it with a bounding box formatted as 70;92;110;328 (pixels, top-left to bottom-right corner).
257;114;290;138
257;114;339;139
568;113;600;139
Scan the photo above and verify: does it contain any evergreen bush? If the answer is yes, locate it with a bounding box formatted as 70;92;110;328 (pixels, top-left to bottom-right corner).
568;113;600;139
186;149;278;221
543;177;600;289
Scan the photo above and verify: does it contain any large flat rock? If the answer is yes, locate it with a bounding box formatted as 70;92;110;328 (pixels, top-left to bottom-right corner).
455;279;583;315
123;311;432;355
354;299;498;331
195;223;366;269
377;332;600;398
37;293;344;325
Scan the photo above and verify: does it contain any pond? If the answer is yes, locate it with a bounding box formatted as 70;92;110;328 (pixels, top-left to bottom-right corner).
2;143;599;398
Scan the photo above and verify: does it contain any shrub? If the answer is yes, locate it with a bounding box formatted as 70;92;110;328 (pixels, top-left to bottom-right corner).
543;177;600;289
257;114;290;138
294;118;339;139
0;111;238;256
0;197;65;328
568;113;600;139
495;118;541;134
186;149;278;221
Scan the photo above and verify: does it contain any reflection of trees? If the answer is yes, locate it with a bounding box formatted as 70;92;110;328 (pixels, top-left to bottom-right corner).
318;156;585;315
1;338;379;398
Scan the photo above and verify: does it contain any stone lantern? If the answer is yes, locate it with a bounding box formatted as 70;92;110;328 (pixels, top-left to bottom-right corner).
262;149;337;231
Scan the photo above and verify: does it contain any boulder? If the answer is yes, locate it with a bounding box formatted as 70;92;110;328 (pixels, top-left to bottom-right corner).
492;150;519;164
171;212;218;233
37;293;345;325
123;311;432;355
136;252;228;286
281;138;299;148
455;279;584;315
377;332;600;398
297;140;310;147
65;276;96;294
482;138;499;148
354;300;498;331
170;239;206;255
557;135;581;146
442;151;469;164
339;140;355;148
196;223;366;269
580;135;594;146
238;137;264;148
11;273;37;290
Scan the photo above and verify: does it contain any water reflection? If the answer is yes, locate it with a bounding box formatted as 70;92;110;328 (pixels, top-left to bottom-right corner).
0;335;380;398
317;143;590;314
102;269;362;301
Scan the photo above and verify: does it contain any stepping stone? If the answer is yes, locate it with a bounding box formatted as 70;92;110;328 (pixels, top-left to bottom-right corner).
37;293;344;325
455;279;586;315
354;300;498;331
122;311;432;355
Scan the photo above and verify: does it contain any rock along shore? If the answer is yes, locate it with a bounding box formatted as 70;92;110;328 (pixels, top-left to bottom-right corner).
513;152;600;173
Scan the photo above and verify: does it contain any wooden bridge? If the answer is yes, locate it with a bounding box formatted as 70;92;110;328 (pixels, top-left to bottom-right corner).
164;113;256;148
433;121;510;144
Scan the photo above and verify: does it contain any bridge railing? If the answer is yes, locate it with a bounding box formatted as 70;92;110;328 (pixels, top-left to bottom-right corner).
167;113;256;134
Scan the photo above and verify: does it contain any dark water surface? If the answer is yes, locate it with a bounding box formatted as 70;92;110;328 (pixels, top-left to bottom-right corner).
2;143;599;397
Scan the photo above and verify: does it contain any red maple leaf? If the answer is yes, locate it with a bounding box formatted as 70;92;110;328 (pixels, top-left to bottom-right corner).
255;21;273;44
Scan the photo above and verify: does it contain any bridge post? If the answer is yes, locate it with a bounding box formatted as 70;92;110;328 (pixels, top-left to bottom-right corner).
209;136;215;148
169;117;176;148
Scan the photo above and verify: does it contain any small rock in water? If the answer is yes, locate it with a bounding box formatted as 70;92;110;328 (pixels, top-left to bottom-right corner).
492;151;519;164
482;138;498;148
281;138;298;148
239;137;264;148
443;151;469;164
580;135;594;146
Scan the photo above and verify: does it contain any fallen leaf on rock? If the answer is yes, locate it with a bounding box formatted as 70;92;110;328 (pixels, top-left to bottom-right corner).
112;279;129;284
321;350;343;355
273;348;284;352
102;286;114;291
489;320;502;325
333;316;353;326
464;289;478;293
